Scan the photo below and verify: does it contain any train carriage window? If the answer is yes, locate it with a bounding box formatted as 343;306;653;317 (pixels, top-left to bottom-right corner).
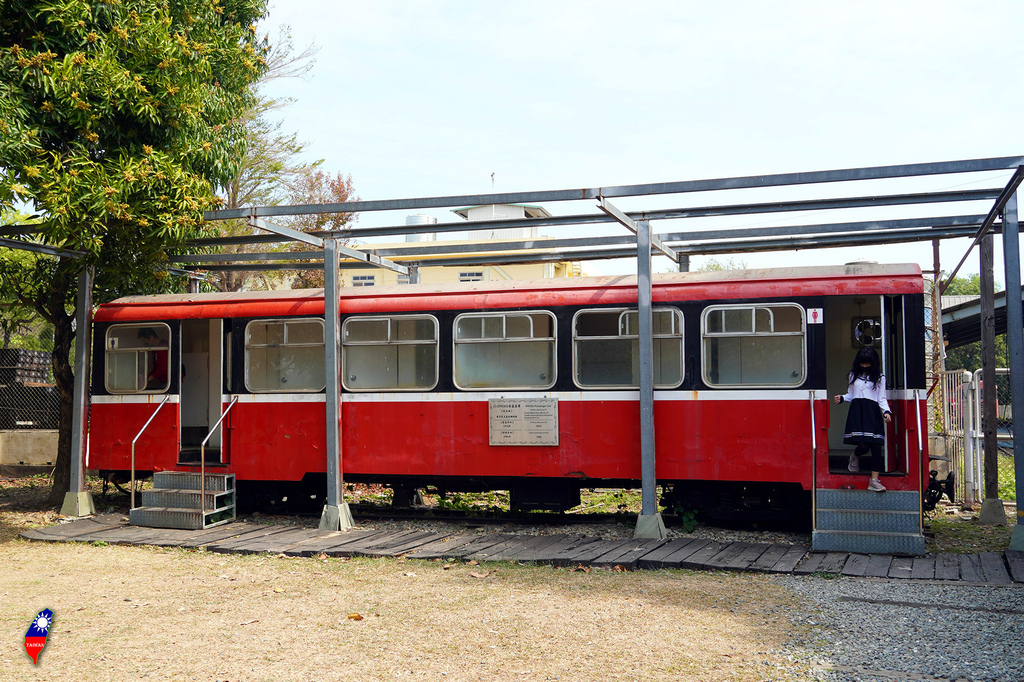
343;315;438;391
701;303;806;387
573;308;684;389
245;318;326;392
104;323;172;394
454;311;555;390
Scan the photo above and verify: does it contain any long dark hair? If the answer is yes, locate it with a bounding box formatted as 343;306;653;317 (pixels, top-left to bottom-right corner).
849;346;882;387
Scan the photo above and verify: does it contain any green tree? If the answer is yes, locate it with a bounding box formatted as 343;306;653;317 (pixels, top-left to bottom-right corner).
943;274;1008;371
0;0;268;505
284;169;357;289
696;256;747;271
211;26;325;292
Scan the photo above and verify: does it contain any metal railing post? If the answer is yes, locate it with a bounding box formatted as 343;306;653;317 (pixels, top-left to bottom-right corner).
810;391;817;532
200;396;238;528
130;396;171;510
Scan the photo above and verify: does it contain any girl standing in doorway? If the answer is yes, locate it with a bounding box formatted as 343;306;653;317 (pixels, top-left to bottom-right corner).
833;346;892;492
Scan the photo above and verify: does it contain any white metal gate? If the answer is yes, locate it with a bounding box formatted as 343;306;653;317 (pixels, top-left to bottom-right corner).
942;368;1015;504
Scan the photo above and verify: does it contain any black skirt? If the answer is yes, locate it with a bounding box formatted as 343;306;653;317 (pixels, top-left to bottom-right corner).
843;398;886;445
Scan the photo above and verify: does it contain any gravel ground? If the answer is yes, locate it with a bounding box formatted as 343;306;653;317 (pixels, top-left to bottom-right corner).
765;575;1024;682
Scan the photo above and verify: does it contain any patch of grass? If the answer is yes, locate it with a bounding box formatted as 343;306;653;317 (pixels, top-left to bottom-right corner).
434;490;509;513
924;511;1014;553
574;488;643;514
998;450;1016;501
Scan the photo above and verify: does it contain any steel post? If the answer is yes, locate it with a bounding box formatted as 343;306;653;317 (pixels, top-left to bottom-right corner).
1002;193;1024;548
634;220;665;539
320;238;353;530
61;266;96;517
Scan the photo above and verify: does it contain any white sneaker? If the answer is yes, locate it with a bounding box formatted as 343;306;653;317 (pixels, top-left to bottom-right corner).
867;478;886;492
848;454;860;472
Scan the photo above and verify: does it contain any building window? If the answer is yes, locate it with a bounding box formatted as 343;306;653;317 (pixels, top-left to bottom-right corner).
397;274;411;285
701;304;806;387
573;308;683;389
245;318;325;392
459;271;484;282
104;323;172;394
453;311;556;389
352;275;375;287
343;315;438;391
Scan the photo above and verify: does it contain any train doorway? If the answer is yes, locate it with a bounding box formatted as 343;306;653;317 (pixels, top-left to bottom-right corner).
824;294;900;473
178;319;224;464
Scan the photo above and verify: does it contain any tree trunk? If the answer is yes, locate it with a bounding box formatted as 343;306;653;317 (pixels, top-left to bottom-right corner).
45;268;75;507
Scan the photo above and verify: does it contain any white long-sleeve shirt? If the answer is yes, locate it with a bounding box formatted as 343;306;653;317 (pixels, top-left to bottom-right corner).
841;374;891;414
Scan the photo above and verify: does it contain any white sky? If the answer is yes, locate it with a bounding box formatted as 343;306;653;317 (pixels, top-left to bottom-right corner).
260;0;1024;282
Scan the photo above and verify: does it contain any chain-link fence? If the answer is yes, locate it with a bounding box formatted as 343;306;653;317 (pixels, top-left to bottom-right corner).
0;349;60;430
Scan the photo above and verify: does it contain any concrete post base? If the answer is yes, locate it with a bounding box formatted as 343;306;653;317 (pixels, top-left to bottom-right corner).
979;498;1007;526
319;503;354;531
60;491;95;518
1010;523;1024;551
634;512;667;540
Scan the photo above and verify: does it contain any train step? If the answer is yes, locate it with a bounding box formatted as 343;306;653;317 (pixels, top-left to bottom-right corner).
813;488;926;555
140;488;235;510
152;471;234;492
129;505;236;530
130;472;236;530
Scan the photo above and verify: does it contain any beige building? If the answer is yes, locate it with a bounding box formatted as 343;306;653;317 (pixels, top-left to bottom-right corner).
337;204;583;288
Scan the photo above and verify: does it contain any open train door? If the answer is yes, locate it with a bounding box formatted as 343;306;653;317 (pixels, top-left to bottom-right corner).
881;294;908;474
179;319;225;464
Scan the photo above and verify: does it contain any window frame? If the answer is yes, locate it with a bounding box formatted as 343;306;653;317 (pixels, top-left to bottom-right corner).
341;314;440;392
243;317;327;393
103;322;172;395
571;307;685;390
700;302;807;388
452;310;557;391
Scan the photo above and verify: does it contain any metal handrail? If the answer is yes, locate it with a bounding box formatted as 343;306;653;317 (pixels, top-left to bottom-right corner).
199;396;238;528
810;391;817;532
916;389;924;534
130;396;171;510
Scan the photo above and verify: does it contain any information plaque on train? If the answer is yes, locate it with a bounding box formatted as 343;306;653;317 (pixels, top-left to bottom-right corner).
488;398;559;446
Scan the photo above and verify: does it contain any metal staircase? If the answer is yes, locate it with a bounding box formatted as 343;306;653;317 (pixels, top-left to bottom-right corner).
129;471;236;530
812;488;926;555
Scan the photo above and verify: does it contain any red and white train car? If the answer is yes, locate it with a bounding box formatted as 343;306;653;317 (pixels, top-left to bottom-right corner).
88;262;929;518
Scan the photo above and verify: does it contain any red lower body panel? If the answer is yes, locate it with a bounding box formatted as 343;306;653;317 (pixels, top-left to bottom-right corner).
88;396;923;494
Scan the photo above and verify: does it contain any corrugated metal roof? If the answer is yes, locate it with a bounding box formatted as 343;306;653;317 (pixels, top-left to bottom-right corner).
941;295;979;310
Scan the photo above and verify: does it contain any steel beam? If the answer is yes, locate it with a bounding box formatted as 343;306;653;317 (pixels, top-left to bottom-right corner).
180;223;997;274
188;188;1000;248
250;217;324;248
942;166;1024;292
597;197;676;261
334;242;410;275
0;237;86;259
205;156;1024;221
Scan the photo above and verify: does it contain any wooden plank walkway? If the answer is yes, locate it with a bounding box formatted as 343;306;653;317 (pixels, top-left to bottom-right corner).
18;515;1024;583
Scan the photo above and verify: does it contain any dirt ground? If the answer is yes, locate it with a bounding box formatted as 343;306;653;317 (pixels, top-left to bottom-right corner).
0;540;819;681
1;474;1017;681
0;478;825;681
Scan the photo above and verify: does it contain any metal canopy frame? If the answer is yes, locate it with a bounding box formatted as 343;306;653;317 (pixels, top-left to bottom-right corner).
0;231;94;517
194;155;1024;537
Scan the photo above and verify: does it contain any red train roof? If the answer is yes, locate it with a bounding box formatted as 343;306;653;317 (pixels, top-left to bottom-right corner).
94;262;923;322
